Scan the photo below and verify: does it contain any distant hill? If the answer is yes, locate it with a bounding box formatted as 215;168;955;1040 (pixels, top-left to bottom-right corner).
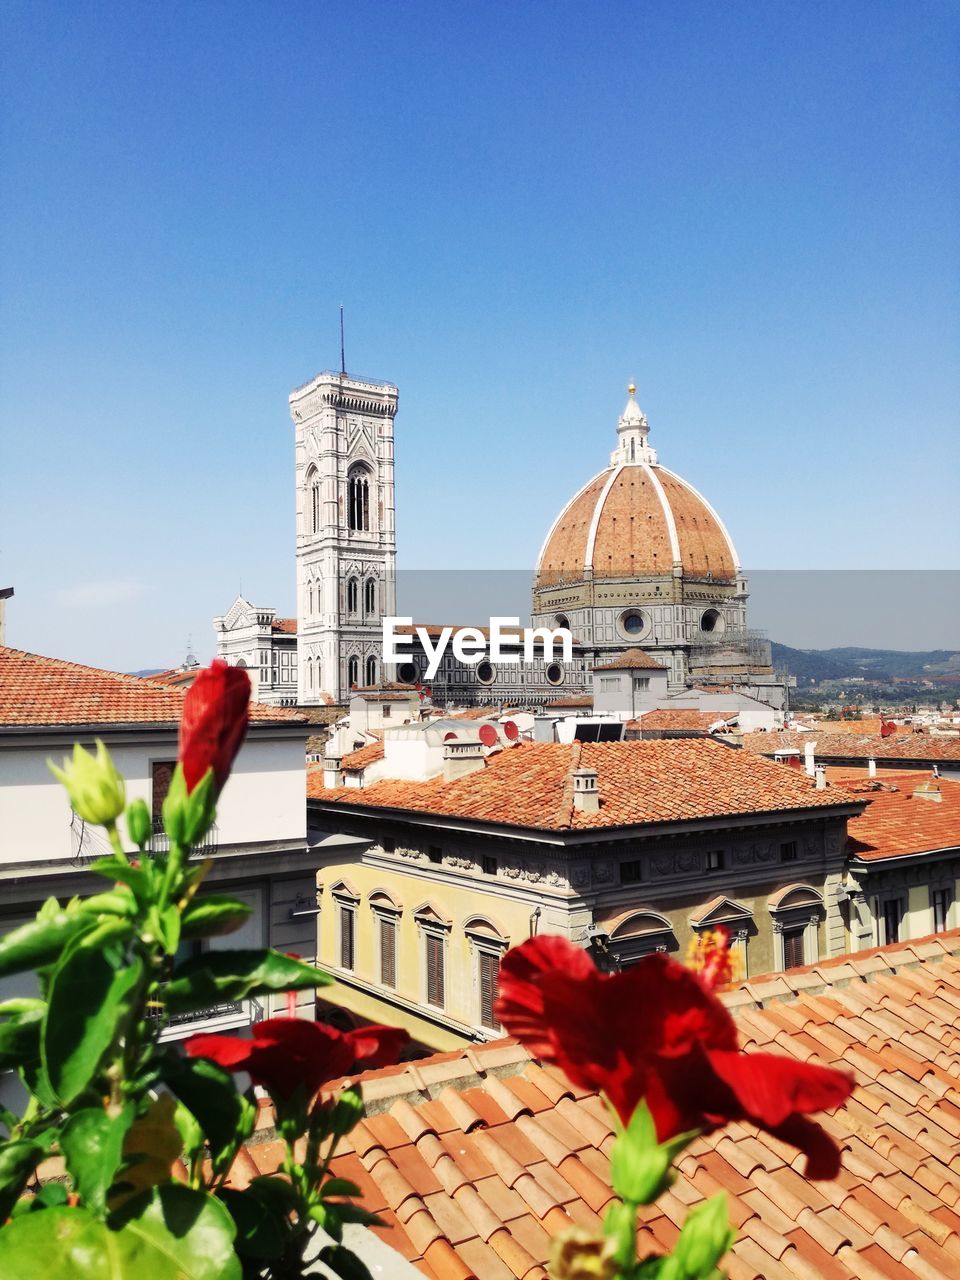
129;668;164;677
771;643;960;684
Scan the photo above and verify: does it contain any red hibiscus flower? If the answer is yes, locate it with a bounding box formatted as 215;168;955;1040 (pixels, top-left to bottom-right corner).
185;1017;409;1102
495;936;853;1179
179;660;251;794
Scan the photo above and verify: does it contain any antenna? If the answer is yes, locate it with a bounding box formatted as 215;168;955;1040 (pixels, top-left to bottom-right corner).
339;305;346;376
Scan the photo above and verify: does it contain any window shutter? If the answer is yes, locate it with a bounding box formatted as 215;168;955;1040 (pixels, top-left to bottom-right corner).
151;761;176;823
425;933;444;1008
380;917;396;988
340;908;355;971
479;951;500;1030
782;927;804;969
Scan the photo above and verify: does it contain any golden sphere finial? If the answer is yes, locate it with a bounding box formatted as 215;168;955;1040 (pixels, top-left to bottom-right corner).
627;382;636;396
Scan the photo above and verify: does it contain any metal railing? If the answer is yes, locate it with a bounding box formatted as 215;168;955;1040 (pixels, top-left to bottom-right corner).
149;818;219;856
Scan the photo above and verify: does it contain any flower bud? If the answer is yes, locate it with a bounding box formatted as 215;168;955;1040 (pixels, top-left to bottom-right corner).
672;1194;735;1278
49;741;125;827
549;1227;619;1280
126;798;152;848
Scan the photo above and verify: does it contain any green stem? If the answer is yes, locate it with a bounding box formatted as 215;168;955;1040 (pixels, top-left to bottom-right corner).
105;821;129;865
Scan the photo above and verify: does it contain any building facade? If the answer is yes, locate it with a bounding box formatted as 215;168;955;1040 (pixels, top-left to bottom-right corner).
214;596;298;705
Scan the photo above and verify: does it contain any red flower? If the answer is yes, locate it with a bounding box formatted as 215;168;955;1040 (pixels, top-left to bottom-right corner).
185;1017;409;1102
495;936;853;1179
179;660;251;794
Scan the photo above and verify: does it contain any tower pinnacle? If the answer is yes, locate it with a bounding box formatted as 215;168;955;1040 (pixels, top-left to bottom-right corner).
611;383;657;466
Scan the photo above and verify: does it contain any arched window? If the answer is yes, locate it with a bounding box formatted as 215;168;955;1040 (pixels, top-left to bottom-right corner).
348;656;359;688
364;577;376;615
348;467;370;531
306;468;321;535
306;657;313;690
365;655;377;687
308;582;314;616
347;578;358;614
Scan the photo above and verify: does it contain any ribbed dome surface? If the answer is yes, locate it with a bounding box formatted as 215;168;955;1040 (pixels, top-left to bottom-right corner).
537;462;738;585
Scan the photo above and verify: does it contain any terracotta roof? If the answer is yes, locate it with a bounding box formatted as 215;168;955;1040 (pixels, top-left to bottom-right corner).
343;741;386;770
308;739;856;831
543;695;594;709
142;667;200;688
638;709;735;734
836;772;960;861
0;646;305;726
235;931;960;1280
537;464;737;586
271;617;297;634
743;729;960;764
593;649;667;672
444;706;502;721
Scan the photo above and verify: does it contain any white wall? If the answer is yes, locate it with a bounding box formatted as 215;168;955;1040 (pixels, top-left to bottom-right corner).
0;730;306;865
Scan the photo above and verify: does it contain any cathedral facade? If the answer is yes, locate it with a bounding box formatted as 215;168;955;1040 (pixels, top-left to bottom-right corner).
284;370;782;709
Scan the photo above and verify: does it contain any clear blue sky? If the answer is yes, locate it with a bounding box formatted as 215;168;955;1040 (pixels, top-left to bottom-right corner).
1;1;957;670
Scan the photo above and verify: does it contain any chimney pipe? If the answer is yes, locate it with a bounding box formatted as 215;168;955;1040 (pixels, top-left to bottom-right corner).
803;740;816;778
572;768;600;813
867;757;877;778
323;753;343;789
443;739;485;782
815;763;827;791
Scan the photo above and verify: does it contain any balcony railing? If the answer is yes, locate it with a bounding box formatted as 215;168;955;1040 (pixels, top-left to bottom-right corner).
146;988;264;1030
149;818;219;856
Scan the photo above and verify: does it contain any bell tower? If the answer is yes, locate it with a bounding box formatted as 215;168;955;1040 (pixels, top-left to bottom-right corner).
290;372;398;704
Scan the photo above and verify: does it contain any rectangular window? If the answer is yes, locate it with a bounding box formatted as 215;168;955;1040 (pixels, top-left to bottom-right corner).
425;934;445;1008
339;907;355;971
881;898;903;946
151;761;177;823
479;951;500;1031
620;860;642;884
933;888;952;934
706;849;725;872
633;677;650;691
600;677;618;690
780;841;798;862
379;917;396;988
383;705;391;719
782;926;805;969
482;855;497;876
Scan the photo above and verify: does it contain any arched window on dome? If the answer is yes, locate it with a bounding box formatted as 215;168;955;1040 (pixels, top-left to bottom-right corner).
348;467;370;532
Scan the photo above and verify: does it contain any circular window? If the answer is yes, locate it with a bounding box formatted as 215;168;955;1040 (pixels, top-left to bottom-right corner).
397;661;419;684
554;614;570;630
617;609;649;640
476;660;496;685
545;662;564;685
700;609;723;634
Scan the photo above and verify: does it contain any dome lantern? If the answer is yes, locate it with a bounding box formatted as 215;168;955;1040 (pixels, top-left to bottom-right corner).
611;382;657;466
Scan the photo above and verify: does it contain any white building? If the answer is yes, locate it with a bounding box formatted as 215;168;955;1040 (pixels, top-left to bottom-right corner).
214;596;298;705
0;644;364;1104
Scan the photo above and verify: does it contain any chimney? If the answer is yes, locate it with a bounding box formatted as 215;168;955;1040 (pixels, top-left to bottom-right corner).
533;716;557;743
0;587;12;646
913;778;942;803
572;767;600;813
867;757;877;778
323;753;343;789
803;740;817;778
815;763;827;790
443;739;485;782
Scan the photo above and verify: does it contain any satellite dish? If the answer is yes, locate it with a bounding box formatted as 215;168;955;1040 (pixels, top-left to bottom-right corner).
478;723;499;747
502;719;519;741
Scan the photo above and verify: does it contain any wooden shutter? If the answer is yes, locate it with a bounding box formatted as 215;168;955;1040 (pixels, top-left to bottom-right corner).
425;933;444;1008
340;907;355;971
782;927;804;970
479;951;500;1030
380;917;396;988
151;761;176;822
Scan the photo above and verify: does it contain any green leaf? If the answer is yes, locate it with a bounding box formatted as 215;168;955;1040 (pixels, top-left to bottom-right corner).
89;859;155;903
218;1187;286;1260
0;1141;44;1220
0;914;96;979
0;1188;241;1279
309;1201;342;1242
321;1177;362;1199
0;1005;44;1073
180;897;253;940
327;1086;365;1138
60;1105;134;1216
163;950;330;1014
42;949;143;1104
330;1203;385;1228
160;1054;256;1173
318;1244;376;1280
246;1175;301;1214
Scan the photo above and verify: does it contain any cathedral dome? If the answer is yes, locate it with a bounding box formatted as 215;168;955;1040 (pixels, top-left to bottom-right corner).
536;388;739;586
